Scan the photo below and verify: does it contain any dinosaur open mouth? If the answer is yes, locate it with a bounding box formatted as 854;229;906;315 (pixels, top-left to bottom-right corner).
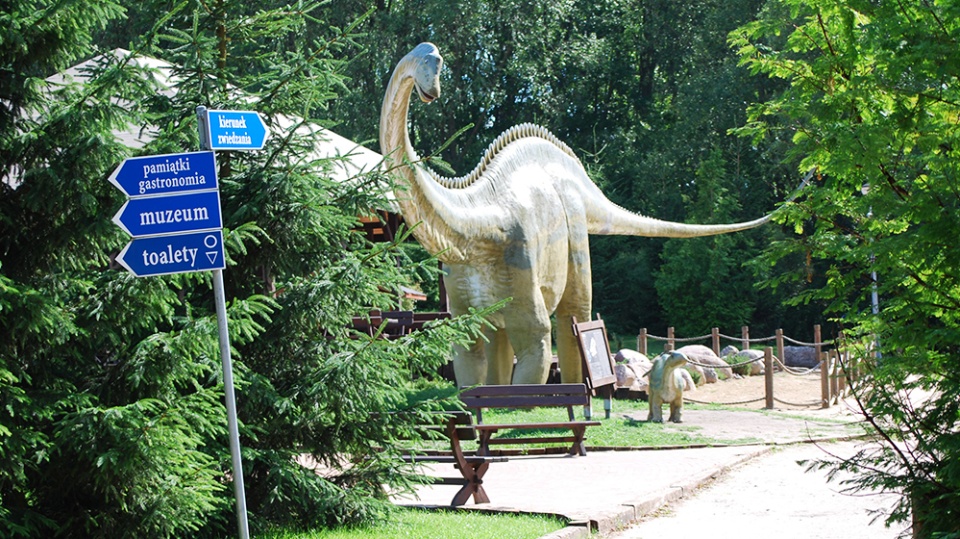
415;84;436;103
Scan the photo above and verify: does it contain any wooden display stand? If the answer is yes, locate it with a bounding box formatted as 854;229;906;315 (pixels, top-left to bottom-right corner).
571;316;617;419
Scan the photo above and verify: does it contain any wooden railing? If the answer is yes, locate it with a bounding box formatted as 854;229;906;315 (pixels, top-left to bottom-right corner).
636;325;872;409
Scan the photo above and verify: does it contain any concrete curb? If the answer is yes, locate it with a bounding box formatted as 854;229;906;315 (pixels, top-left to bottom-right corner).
538;523;591;539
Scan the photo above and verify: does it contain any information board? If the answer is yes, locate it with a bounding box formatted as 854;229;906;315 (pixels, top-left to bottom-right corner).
572;317;617;391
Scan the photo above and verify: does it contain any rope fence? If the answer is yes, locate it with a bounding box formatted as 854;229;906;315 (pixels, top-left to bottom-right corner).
633;325;872;410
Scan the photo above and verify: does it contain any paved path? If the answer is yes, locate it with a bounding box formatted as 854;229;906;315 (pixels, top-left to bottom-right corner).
395;404;908;539
603;441;905;539
396;445;769;532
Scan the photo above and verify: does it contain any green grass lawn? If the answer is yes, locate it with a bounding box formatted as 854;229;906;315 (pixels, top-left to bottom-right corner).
423;397;741;452
262;509;565;539
272;397;856;539
269;399;749;539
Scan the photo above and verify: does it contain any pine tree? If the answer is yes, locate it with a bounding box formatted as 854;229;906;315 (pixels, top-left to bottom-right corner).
1;2;487;536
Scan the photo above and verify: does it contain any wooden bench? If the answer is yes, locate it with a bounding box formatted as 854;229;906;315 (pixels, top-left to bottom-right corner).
459;384;602;456
399;411;507;506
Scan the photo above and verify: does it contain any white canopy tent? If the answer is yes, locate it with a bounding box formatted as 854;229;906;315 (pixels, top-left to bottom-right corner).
30;48;385;185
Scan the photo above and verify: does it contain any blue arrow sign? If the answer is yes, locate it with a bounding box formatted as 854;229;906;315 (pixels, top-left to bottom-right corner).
113;190;222;238
108;151;218;198
117;230;225;277
205;109;268;150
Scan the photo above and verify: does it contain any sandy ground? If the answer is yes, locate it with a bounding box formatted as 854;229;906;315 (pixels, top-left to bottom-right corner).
682;369;842;411
612;371;871;446
399;371;902;539
600;373;904;539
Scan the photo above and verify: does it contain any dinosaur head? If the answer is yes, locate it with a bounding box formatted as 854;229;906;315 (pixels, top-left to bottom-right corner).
409;42;443;103
649;350;688;386
664;351;688;370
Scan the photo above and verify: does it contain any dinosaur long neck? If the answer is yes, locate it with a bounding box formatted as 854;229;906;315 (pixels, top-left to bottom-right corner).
379;56;470;262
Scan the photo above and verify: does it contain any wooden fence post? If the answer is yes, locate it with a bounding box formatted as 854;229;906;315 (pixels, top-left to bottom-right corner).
831;350;841;404
667;327;675;352
820;352;831;409
764;347;774;409
712;327;720;356
815;325;829;408
849;349;858;385
814;324;822;362
741;325;750;351
837;350;847;396
638;328;647;356
776;329;784;370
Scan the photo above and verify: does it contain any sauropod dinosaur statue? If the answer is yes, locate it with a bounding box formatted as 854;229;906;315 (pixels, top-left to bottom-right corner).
380;43;774;387
647;351;689;423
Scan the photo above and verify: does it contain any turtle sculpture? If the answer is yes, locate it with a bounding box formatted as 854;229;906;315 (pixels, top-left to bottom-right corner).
647;351;689;423
380;43;775;387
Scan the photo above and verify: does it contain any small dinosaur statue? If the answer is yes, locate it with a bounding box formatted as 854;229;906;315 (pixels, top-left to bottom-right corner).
647;351;688;423
380;43;775;387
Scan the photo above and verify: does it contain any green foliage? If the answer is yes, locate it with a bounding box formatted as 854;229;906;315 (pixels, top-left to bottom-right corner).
462;399;726;449
732;0;960;536
686;367;704;386
655;150;760;335
0;2;492;537
723;353;754;377
319;0;807;338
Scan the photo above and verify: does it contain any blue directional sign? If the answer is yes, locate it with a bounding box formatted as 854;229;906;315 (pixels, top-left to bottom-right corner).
117;230;225;277
108;151;218;198
205;109;268;150
113;190;222;238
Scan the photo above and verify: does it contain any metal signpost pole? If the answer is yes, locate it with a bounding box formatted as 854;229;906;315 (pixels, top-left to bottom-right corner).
197;106;250;539
212;268;249;539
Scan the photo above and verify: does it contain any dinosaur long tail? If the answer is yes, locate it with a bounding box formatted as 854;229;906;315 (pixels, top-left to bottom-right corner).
588;207;772;237
585;168;813;238
583;180;773;238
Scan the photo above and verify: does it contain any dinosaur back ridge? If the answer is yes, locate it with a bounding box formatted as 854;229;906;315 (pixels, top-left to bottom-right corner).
428;122;583;189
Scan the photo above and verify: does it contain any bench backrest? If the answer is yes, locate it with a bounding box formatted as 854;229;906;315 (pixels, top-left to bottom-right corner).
459;384;590;422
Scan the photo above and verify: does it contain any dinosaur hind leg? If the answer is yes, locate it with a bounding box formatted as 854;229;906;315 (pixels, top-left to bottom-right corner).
555;231;592;384
507;315;552;385
555;308;589;384
555;277;592;384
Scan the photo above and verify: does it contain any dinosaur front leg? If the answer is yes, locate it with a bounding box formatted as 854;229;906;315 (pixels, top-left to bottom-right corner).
648;393;664;423
510;337;551;384
485;327;514;385
669;371;685;422
668;399;683;423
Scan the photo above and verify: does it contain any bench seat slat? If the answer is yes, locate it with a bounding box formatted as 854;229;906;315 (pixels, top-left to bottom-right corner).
484;436;578;445
460;383;588;397
473;421;600;431
459;395;589;408
433;477;469;486
401;455;506;464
